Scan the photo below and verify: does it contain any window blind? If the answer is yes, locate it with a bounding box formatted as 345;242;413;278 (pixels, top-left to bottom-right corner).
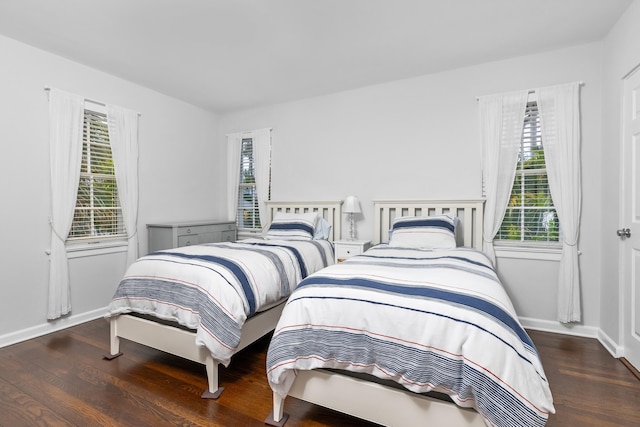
68;110;125;240
497;101;560;243
237;138;261;229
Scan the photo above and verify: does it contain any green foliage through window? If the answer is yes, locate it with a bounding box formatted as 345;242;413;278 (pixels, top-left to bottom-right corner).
237;138;262;229
68;110;125;240
497;101;560;243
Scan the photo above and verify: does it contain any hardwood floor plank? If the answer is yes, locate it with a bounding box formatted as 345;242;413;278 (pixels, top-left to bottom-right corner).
528;329;640;427
34;331;234;426
1;321;639;426
0;378;73;427
0;350;122;426
621;357;640;381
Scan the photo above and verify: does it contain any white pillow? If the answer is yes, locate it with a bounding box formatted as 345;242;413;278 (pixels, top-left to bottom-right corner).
388;215;459;249
264;212;319;241
313;217;332;240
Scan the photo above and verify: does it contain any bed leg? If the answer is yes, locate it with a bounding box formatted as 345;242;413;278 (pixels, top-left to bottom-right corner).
201;355;223;399
264;393;289;426
103;317;123;360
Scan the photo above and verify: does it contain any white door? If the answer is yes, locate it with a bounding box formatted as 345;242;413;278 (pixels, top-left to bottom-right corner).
622;66;640;370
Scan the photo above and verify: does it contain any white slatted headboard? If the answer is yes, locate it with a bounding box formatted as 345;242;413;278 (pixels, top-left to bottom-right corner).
373;199;485;250
266;201;343;241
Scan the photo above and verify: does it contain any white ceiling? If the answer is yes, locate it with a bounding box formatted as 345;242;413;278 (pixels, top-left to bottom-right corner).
0;0;632;113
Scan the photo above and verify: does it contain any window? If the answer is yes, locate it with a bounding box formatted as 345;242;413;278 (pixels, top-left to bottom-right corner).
237;137;262;230
67;109;125;241
497;101;559;243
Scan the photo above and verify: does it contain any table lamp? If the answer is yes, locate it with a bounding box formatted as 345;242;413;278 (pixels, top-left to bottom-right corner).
343;195;361;241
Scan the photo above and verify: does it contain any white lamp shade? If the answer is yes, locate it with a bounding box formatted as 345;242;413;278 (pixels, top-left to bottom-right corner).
343;196;361;214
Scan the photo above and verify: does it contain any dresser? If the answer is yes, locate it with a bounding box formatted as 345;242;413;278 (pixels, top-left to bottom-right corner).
147;220;236;252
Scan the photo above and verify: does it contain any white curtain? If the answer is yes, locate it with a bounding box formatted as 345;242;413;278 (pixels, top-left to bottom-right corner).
107;105;140;267
47;89;84;320
252;128;272;226
537;82;582;323
226;132;242;221
479;92;529;265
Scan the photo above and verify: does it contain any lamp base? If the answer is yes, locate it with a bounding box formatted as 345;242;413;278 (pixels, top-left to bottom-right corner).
348;214;357;241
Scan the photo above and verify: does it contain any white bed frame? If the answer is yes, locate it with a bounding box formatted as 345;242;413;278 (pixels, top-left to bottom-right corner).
373;199;484;249
105;200;342;399
266;199;486;427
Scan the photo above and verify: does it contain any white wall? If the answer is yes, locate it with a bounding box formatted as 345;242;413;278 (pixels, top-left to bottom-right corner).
5;4;637;347
0;35;225;344
220;42;604;331
600;0;640;345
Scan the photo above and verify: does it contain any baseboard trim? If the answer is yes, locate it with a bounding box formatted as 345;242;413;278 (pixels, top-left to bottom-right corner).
0;307;108;349
597;328;624;358
520;316;599;337
519;316;623;358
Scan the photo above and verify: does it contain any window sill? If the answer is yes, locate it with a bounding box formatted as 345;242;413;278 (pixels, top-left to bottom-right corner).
46;240;128;259
494;244;563;261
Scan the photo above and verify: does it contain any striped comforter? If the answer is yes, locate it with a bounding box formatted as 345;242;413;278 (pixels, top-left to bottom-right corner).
266;245;555;427
107;238;334;366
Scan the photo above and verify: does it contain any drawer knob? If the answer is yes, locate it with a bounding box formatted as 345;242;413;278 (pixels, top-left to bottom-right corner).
186;228;191;234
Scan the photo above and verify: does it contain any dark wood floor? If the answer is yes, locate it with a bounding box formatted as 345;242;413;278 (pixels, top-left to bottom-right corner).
1;320;639;427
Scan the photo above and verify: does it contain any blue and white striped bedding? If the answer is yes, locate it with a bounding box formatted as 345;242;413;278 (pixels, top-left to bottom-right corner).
266;244;555;427
107;238;334;366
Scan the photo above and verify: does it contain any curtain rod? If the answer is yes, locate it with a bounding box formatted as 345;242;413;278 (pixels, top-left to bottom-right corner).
475;81;584;102
44;87;141;116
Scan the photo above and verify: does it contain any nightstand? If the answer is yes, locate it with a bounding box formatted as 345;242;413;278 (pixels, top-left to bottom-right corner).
334;240;372;263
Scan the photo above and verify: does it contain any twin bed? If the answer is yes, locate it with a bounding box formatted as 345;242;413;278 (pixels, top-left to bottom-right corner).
264;199;554;427
105;201;342;398
105;199;554;426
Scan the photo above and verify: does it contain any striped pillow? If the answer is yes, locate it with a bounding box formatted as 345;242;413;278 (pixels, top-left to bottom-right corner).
388;215;459;249
264;212;319;241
